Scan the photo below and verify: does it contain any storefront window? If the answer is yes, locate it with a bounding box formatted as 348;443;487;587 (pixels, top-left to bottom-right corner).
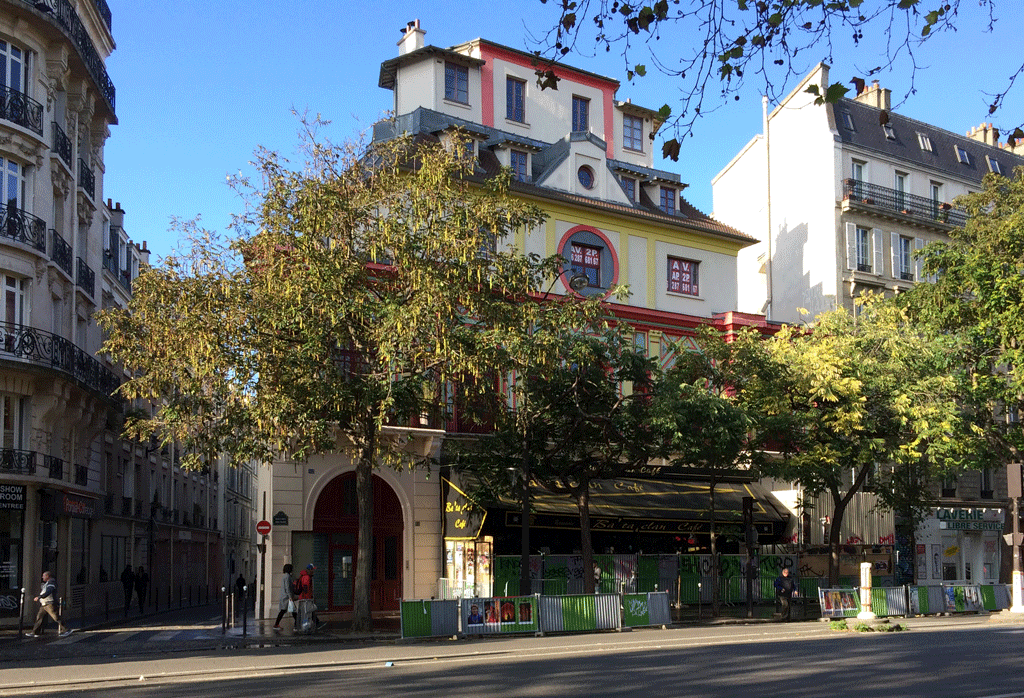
70;517;90;585
0;507;22;618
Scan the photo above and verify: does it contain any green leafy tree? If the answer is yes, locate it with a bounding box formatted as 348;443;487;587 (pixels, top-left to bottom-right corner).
534;0;1020;158
99;123;564;631
648;327;757;615
733;296;961;584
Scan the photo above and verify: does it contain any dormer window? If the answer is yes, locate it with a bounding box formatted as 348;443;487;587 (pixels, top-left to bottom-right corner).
660;187;676;215
445;62;469;104
955;145;971;165
841;112;855;131
621;176;636;202
987;155;1003;175
510;150;528;182
917;133;933;152
882;123;895;140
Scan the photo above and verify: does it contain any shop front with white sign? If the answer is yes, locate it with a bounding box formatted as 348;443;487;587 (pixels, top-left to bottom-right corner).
915;507;1003;584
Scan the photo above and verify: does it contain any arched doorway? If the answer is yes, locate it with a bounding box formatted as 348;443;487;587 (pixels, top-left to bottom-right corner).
313;472;403;613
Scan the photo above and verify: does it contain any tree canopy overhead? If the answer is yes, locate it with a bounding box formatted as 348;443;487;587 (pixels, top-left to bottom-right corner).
534;0;1020;158
99;120;569;630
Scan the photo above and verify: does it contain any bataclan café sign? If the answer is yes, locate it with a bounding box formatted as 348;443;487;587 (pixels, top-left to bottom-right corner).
937;507;1003;531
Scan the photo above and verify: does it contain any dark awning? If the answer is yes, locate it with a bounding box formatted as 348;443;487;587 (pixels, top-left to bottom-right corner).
487;476;790;537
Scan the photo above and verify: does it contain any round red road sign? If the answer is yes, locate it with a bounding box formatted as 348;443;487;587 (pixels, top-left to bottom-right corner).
256;520;271;536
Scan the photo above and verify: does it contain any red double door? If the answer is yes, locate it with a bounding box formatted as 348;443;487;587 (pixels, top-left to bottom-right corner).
313;473;403;613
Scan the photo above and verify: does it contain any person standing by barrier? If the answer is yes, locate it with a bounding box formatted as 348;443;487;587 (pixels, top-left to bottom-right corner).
774;567;799;621
27;571;71;638
120;565;134;616
135;566;149;613
273;563;298;631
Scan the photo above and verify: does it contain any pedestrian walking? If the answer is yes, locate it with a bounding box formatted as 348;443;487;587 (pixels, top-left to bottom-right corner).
272;563;298;631
297;563;325;632
26;571;71;638
134;566;149;613
774;567;799;622
119;564;134;616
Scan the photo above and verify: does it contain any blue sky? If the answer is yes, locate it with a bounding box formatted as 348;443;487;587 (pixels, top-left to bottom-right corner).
102;2;1024;261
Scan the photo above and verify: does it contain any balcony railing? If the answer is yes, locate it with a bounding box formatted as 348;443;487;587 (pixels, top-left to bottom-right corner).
101;252;131;292
92;0;112;31
843;179;967;228
0;84;44;136
76;257;95;296
30;0;116;116
0;323;119;396
46;454;64;480
78;158;95;198
0;203;46;251
0;448;36;475
50;229;72;275
51;121;72;168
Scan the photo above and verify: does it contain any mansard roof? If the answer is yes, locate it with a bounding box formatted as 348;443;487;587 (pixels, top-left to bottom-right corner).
372;108;754;245
833;98;1024;184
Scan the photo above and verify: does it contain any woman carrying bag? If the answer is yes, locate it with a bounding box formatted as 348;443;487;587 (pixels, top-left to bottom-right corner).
272;563;297;631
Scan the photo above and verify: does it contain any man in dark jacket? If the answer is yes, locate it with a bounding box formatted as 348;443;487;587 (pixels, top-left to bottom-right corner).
120;565;135;616
774;567;799;621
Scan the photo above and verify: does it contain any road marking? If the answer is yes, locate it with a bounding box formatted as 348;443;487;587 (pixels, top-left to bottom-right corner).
52;632;88;644
149;630;180;642
101;631;140;643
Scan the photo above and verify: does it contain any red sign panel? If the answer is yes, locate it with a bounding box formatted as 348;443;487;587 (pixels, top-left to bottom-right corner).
667;257;698;296
256;520;272;536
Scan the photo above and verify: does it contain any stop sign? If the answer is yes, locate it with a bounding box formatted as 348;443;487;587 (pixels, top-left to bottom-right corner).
256;520;271;536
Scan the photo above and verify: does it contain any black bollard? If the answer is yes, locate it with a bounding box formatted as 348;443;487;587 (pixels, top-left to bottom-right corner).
242;585;248;636
17;587;25;638
222;586;227;633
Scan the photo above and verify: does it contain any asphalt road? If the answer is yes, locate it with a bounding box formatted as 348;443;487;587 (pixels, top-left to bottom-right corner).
1;615;1022;697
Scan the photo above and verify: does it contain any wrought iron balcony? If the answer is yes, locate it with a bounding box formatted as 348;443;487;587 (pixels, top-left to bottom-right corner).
50;229;72;275
76;257;95;296
0;84;43;136
51;121;72;168
101;252;131;292
843;179;967;228
30;0;116;115
0;448;36;475
0;203;46;251
46;454;64;480
0;323;119;397
92;0;111;31
78;158;95;198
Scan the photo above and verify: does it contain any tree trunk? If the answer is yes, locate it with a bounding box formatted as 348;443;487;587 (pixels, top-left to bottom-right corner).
577;485;595;595
352;426;377;632
828;500;848;587
519;435;532;596
709;480;719;617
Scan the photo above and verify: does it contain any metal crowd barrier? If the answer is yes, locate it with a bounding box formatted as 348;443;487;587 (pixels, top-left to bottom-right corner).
622;591;672;628
399;599;460;639
818;584;1010;619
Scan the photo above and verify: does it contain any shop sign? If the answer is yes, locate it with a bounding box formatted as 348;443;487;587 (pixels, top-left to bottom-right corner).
0;485;25;510
443;478;486;540
936;508;1000;521
941;520;1003;531
61;492;97;519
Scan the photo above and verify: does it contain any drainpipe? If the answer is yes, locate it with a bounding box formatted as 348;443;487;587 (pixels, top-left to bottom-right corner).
763;95;773;322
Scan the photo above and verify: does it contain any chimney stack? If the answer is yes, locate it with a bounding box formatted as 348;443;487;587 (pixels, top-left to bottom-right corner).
854;80;891;111
967;123;1000;147
398;19;425;56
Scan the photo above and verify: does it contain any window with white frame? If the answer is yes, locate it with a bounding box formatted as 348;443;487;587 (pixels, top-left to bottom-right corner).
955;145;971;165
0;41;26;93
667;256;699;296
987;155;1003;175
506;77;525;123
930;181;943;217
444;61;469;104
572;95;589;133
2;274;26;327
623;114;643;151
851;160;865;199
917;133;933;152
846;224;881;273
0;158;23;209
509;149;528;182
892;233;915;281
841;112;855;130
894;172;907;210
0;393;23;449
659;187;676;215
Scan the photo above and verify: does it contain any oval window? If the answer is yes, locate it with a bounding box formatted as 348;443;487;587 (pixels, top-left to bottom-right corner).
577;166;595;189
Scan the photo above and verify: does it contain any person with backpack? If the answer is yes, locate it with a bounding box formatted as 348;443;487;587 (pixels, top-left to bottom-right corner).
272;563;298;631
297;563;324;632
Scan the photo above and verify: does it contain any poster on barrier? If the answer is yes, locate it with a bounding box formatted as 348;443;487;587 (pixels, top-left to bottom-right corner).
944;585;984;613
463;596;538;634
818;588;859;618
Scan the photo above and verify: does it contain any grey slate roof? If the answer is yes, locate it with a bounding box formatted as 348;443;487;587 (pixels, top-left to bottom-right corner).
832;98;1024;185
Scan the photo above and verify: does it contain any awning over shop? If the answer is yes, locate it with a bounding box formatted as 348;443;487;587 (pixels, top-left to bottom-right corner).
471;475;790;538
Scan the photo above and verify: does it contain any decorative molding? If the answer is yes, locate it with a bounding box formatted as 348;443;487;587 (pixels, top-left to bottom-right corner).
76;190;95;227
